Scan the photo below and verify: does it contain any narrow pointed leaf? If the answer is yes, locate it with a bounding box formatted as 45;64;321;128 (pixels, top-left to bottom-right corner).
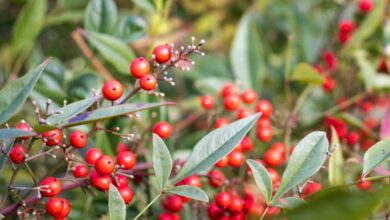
291;63;324;84
362;139;390;176
167;185;209;202
153;134;173;190
84;0;117;34
0;59;49;125
171;113;260;184
273;131;328;201
274;197;306;209
0;138;15;174
247;159;272;202
108;184;126;220
0;129;36;140
328;127;344;186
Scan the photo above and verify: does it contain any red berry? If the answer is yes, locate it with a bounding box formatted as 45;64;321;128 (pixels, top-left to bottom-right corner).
153;44;172;63
130;57;150;78
256;127;273;142
257;118;272;128
69;130;87;149
255;100;273;118
237;107;252;119
117;186;134;204
267;168;281;186
114;174;129;187
208;169;225;188
215;156;229;168
378;57;388;73
346;132;360;145
362;139;375;151
215;118;229;128
303;182;322;197
230;212;245;220
200;95;215;110
360;101;372;113
338;32;351;44
117;142;130;153
116;151;136;170
180;175;202;188
46;198;71;219
40;177;62;197
102;80;124;101
240;136;253;152
221;84;238;97
265;206;280;217
85;148;103;165
264;149;284;167
223;95;241;111
208;203;225;220
243;191;255;213
357;180;372;190
322;76;335;92
90;170;112;191
162;195;183;212
73;164;89;178
153;121;172;139
228;150;245;168
359;0;373;13
16;121;32;140
241;89;257;104
9;145;26;164
139;74;157;91
228;195;244;214
339;20;355;34
270;142;286;155
323;51;337;70
95;155;115;176
159;213;181;220
215;192;231;209
246;204;265;219
42;129;62;147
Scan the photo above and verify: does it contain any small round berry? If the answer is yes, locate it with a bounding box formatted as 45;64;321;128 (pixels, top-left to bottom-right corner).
46;198;63;217
40;177;62;197
116;151;136;170
42;129;62;147
73;164;89;178
102;80;124;101
357;180;372;190
241;89;257;104
159;213;181;220
200;95;215;110
270;142;286;154
223;95;240;111
90;170;112;191
208;203;225;220
117;186;134;204
69;130;87;149
257;118;272;128
228;150;245;168
215;118;229;128
256;127;273;142
215;192;231;209
208;169;225;188
346;132;360;145
16;121;33;140
255;100;273;118
153;121;172;139
95;155;115;176
237;107;252;119
267;168;281;185
162;195;183;212
130;57;150;78
153;44;172;63
339;20;355;34
9;145;26;164
303;182;322;197
264;149;284;167
221;84;238;97
215;156;229;168
57;198;71;219
322;76;335;92
139;74;157;91
85;148;103;165
359;0;373;13
228;195;244;214
117;142;130;153
230;212;245;220
114;174;129;187
240;136;253;152
180;175;202;188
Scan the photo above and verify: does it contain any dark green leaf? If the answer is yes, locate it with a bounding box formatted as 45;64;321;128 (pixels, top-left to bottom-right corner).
328;127;344;186
115;15;147;42
247;159;272;202
0;129;35;140
0;59;49;124
362;139;390;176
167;185;209;202
153;134;173;190
84;0;117;34
0;138;15;174
108;184;126;220
274;197;306;209
291;63;324;84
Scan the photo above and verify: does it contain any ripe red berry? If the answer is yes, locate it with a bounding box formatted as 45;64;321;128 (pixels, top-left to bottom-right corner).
90;170;112;191
237;107;252;119
339;20;355;34
130;57;150;78
362;139;375;151
162;195;183;212
208;203;225;220
215;118;229;128
346;131;360;145
228;195;244;214
116;151;136;170
323;51;337;70
73;164;89;178
153;44;172;63
215;156;229;168
257;117;272;128
265;206;280;217
9;145;26;164
69;130;87;149
267;168;281;185
40;177;62;197
357;180;372;190
241;89;257;104
223;95;240;111
102;80;124;101
114;174;129;187
270;142;286;154
180;175;202;188
359;0;373;13
85;148;103;165
200;95;215;110
215;192;231;209
230;212;245;220
255;100;273;118
117;186;134;204
139;74;157;91
264;149;284;167
240;136;253;152
208;169;225;188
221;83;238;97
303;182;322;197
16;121;32;140
228;150;245;168
153;121;172;139
256;127;273;142
159;213;181;220
46;198;71;219
42;129;62;147
322;76;335;92
95;155;115;176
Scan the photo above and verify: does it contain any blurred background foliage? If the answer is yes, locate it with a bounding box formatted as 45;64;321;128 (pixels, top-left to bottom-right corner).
1;0;390;219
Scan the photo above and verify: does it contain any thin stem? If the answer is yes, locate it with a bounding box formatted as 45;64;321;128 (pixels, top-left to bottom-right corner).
259;206;269;220
133;194;161;220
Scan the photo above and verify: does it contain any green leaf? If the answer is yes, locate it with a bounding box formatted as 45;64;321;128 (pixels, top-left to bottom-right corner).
273;131;329;201
12;0;47;54
95;131;114;156
274;197;306;209
46;10;85;27
328;127;344;186
46;96;98;125
354;50;376;91
115;15;148;42
362;139;390;176
336;112;375;137
246;159;272;202
131;0;157;13
372;74;390;92
291;63;324;84
171;113;260;184
0;129;35;140
0;59;49;125
85;31;136;74
0;138;15;173
153;134;173;190
84;0;117;34
167;185;209;202
108;184;126;220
